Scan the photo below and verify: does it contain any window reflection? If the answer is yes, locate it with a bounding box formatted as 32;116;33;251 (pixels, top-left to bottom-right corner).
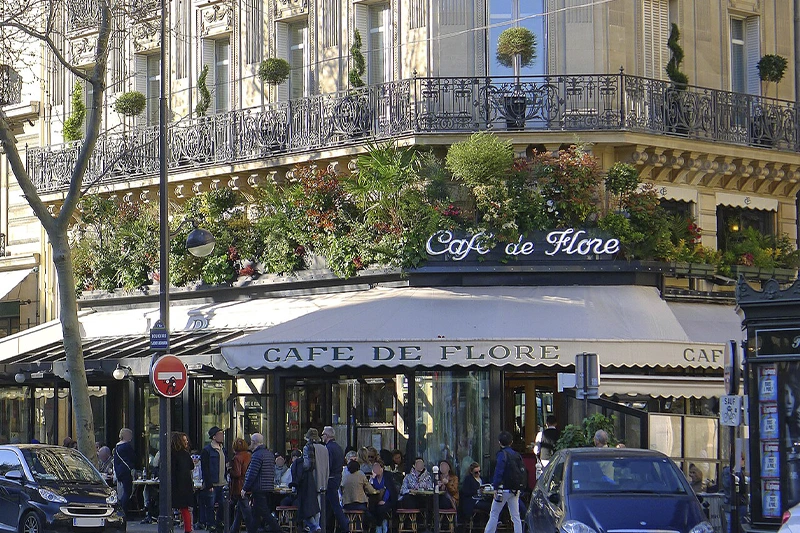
488;0;546;76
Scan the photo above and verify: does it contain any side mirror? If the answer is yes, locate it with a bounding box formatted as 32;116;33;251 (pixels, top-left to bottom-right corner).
548;492;560;505
5;470;24;482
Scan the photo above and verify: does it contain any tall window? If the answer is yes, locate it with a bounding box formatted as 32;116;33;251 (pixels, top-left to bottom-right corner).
368;4;390;84
488;0;545;76
244;0;263;64
175;0;189;78
215;39;230;113
730;17;760;95
643;0;669;79
716;205;774;253
322;0;340;48
142;55;160;126
289;22;308;99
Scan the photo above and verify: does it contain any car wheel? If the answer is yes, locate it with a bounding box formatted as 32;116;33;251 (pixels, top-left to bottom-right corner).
20;512;42;533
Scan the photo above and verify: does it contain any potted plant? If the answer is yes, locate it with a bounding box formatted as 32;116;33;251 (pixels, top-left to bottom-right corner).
496;26;536;129
63;82;86;142
349;30;366;88
752;54;788;147
113;91;147;117
664;23;690;135
195;65;211;117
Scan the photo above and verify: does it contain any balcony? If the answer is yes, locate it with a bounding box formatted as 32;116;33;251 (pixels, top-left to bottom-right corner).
27;73;800;194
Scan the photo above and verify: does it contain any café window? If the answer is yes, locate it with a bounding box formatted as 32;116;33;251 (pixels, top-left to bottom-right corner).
200;380;233;446
0;387;30;443
415;370;490;478
716;205;774;252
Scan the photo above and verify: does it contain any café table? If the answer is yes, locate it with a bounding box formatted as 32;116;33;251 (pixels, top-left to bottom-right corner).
408;490;436;532
132;478;160;518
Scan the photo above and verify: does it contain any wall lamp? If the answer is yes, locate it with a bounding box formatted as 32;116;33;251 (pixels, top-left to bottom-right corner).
14;372;26;384
112;364;132;380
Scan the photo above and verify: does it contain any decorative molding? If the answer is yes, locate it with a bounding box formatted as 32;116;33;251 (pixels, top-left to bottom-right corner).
132;20;161;52
274;0;308;20
200;2;234;37
70;36;97;66
737;277;800;305
728;0;761;14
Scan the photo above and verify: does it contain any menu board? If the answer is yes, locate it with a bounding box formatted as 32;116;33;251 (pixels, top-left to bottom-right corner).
758;364;781;517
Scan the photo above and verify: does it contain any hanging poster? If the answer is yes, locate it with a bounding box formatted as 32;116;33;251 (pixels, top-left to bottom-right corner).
779;362;800;510
761;403;779;440
759;365;777;402
763;479;781;518
761;441;780;478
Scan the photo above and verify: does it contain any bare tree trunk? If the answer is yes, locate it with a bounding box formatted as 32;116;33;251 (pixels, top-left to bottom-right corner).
51;229;97;464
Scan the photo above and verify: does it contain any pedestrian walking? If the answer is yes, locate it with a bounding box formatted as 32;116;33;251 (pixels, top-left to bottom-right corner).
484;431;523;533
201;426;228;532
229;438;252;533
113;428;136;515
242;433;281;533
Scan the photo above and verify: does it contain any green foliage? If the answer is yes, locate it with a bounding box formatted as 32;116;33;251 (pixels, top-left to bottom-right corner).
445;132;514;187
496;27;537;69
113;91;147;117
605;163;639;201
258;58;291;86
63;83;86;142
718;227;800;274
349;30;366;88
757;54;788;84
665;23;688;88
196;65;211;117
555;413;617;450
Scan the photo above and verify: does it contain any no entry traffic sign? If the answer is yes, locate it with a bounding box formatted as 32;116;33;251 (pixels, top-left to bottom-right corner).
151;354;187;398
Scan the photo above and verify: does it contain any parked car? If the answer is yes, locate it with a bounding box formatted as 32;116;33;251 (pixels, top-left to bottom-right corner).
527;447;713;533
780;502;800;533
0;444;125;533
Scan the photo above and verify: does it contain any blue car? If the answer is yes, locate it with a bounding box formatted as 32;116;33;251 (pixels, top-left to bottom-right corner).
0;444;125;533
527;448;713;533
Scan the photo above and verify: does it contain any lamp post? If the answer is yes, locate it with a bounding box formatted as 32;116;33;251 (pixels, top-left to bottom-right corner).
156;1;215;531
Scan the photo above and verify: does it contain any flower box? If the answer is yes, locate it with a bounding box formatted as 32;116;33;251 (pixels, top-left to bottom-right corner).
670;262;716;277
731;265;797;282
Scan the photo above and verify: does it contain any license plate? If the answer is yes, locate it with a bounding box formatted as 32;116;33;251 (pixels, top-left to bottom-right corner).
73;517;105;527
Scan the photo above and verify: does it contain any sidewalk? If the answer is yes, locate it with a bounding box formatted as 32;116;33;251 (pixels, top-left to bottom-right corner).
126;520;159;533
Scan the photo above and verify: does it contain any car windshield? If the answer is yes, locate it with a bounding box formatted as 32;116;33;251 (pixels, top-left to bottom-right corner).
570;457;688;494
22;448;104;483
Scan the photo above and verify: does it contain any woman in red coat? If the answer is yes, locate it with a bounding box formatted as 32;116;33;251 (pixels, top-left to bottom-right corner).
172;432;196;533
229;438;252;533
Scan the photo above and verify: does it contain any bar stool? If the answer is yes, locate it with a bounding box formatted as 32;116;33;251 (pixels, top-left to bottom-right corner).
396;509;422;533
438;509;457;533
344;509;366;533
275;505;298;533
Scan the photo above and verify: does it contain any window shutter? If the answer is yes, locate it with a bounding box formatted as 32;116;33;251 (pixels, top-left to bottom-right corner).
275;22;289;101
202;39;217;114
643;0;669;79
355;4;370;81
745;17;761;95
135;55;148;128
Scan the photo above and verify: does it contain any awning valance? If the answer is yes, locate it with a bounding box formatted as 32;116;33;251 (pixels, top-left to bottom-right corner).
599;375;724;399
221;286;739;371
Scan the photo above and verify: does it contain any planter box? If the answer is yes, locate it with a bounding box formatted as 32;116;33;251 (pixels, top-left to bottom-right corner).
671;262;716;277
731;265;797;282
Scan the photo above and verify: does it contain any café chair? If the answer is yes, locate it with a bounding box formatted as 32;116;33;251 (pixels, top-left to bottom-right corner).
438;509;457;533
467;509;489;533
343;509;366;533
396;509;421;533
275;505;298;533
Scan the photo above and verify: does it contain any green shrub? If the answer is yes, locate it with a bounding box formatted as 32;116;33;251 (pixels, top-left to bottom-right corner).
195;65;211;116
757;54;788;84
63;83;86;142
445;132;514;187
349;30;366;88
665;23;688;88
113;91;147;116
258;58;291;86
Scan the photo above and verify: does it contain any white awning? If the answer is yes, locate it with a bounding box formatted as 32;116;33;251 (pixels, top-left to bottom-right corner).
716;192;778;211
667;302;744;345
221;286;733;371
599;375;724;399
0;268;33;301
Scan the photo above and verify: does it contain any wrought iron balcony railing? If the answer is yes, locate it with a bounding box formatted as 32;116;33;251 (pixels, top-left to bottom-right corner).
27;73;799;194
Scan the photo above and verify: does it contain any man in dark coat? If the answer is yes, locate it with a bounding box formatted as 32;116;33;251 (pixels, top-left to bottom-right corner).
201;426;228;532
113;428;136;515
242;433;281;533
322;426;349;532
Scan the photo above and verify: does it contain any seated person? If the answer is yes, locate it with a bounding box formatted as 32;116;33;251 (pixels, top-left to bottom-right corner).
437;460;459;510
688;463;707;493
398;457;433;510
460;462;491;521
370;459;397;533
342;460;378;528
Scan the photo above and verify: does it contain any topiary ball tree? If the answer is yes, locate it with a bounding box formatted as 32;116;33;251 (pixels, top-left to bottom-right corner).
496;27;537;71
113;91;147;117
258;58;291;86
757;54;788;97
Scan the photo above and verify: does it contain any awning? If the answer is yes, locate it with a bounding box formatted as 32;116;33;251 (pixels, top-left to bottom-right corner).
221;286;736;371
0;268;33;301
599;375;724;398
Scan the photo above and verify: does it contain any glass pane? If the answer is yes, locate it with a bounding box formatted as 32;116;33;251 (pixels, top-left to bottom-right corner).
34;388;56;444
649;414;682;458
289;24;306;99
684;417;719;486
730;19;744;41
89;386;107;446
142;386;160;475
415;370;490;478
0;387;29;444
147;56;160;125
200;380;233;444
731;43;745;94
368;6;386;84
215;40;230;112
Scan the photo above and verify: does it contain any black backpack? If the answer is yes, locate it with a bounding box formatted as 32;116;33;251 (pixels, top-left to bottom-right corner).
502;448;528;491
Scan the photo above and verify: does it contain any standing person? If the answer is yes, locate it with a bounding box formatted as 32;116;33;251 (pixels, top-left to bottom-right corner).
173;432;196;533
241;433;281;533
369;459;397;533
321;426;349;533
484;431;523;533
534;416;560;465
201;426;228;533
301;429;329;533
114;428;136;515
229;438;252;533
593;430;609;448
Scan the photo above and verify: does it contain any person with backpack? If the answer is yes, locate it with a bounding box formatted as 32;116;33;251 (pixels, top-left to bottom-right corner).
484;431;524;533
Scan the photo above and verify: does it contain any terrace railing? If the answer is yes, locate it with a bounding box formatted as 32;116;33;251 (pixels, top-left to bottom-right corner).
27;73;799;193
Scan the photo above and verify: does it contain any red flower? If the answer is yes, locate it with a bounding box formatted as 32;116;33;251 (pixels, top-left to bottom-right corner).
294;245;306;257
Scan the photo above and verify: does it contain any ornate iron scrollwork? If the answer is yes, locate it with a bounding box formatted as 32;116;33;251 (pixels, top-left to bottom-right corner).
0;65;23;106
